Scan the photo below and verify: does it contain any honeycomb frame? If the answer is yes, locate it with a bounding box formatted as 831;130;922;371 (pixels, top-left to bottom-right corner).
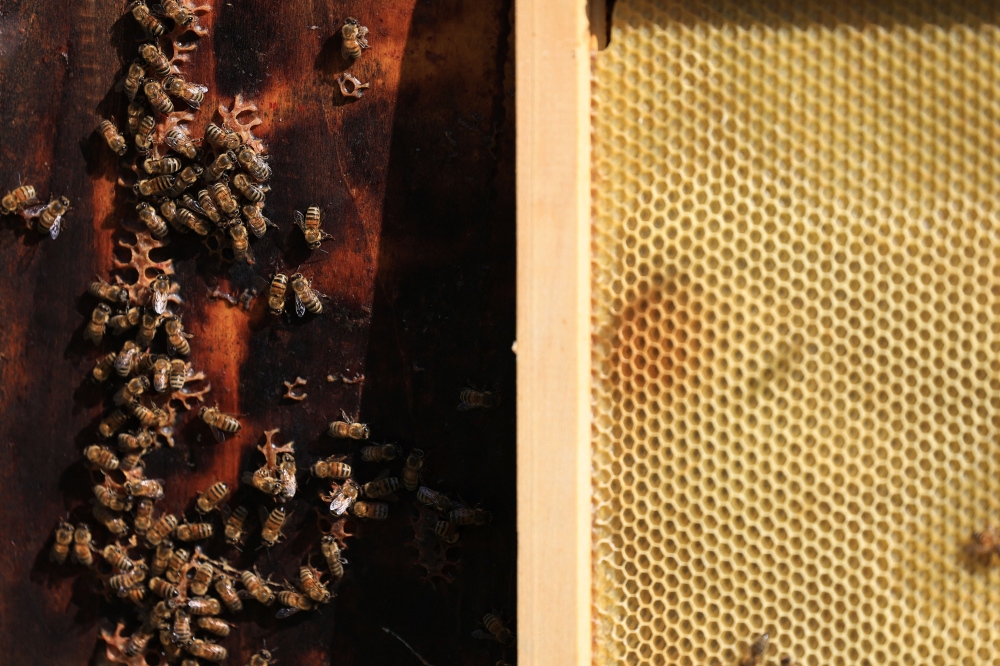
590;2;1000;665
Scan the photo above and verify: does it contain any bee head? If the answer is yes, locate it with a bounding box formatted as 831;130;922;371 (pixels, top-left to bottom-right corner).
97;303;112;314
198;406;209;418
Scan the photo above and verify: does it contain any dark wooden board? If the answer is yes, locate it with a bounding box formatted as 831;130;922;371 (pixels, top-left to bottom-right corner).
0;0;514;664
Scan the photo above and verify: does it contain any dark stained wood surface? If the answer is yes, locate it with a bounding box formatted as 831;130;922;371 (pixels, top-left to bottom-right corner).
0;0;514;664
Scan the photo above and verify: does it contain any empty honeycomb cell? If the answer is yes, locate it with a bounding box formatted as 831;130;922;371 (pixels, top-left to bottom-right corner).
591;1;1000;665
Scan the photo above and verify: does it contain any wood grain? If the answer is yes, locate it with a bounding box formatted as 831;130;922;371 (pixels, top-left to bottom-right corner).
0;1;514;664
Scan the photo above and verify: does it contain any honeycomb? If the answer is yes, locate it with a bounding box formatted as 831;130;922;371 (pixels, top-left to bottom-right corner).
590;2;1000;665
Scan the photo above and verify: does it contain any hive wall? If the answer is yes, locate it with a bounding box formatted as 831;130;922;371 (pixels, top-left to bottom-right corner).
590;2;1000;665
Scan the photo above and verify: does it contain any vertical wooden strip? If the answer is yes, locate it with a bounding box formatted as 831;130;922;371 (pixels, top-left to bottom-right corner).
516;0;591;664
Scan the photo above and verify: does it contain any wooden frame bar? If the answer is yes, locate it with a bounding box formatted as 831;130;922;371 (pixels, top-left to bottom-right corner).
516;0;592;664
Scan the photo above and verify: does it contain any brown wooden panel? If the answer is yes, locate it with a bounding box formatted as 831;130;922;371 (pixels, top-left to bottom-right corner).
0;0;514;664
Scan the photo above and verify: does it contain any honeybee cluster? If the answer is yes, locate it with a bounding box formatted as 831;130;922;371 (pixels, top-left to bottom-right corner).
1;182;71;238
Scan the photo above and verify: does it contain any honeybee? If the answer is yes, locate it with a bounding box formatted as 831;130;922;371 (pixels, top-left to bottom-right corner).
190;189;220;224
94;482;130;511
139;43;172;77
350;501;388;520
186;639;227;662
100;119;128;156
161;635;183;661
205;122;241;151
267;273;288;315
195;481;229;514
149;600;173;630
259;506;288;547
124;624;156;657
144;79;174;115
276;590;314;618
109;569;147;594
89;277;127;305
163;315;191;355
114;375;150;406
311;457;352;479
739;633;770;666
362;475;399;499
114;341;138;377
165;360;188;392
133;497;154;534
162;74;207;109
320;534;346;578
232;172;267;202
162;0;195;26
968;527;1000;559
780;657;799;666
50;521;75;564
130;1;166;36
83;303;111;344
118;429;155;452
109;307;141;335
126;101;145;134
248;649;276;666
122;583;148;605
450;507;492;525
145;513;178;548
209;180;239;216
433;520;460;544
402;448;424;491
164;546;190;582
92;351;118;382
130;400;167;429
197;616;232;637
176;522;213;541
245;467;282;496
135;114;156;152
174;205;211;235
417;486;452;512
203;152;235;184
472;612;514;645
148;357;170;393
125;477;165;500
186;596;222;616
168;165;204;197
222;505;249;545
323;479;360;516
150;539;173;575
341;17;369;60
1;184;37;214
84;444;120;471
239;204;269;238
214;575;243;612
135;350;157;374
328;411;368;440
70;523;95;566
189;560;214;596
294;206;330;249
300;563;331;603
30;196;70;238
149;576;180;599
278;453;297;503
458;386;501;410
228;221;254;264
93;503;130;537
240;568;276;605
123;63;145;101
149;275;175;317
171;608;192;645
237;145;271;181
165;127;198;159
289;272;323;316
199;406;241;443
359;442;401;462
98;409;129;439
143;156;182;175
135;175;176;198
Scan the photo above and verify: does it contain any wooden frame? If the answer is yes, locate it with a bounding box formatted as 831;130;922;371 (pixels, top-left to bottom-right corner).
516;0;592;664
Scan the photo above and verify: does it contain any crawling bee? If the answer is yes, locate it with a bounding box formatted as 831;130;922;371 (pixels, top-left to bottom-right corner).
300;562;331;603
186;639;227;663
135;175;176;198
134;350;158;374
293;205;329;249
150;539;174;574
229;221;254;264
222;504;249;545
402;448;424;491
89;277;127;305
215;575;243;612
70;524;94;566
171;607;192;645
197;616;232;637
125;477;166;500
968;527;1000;559
139;43;172;77
123;63;145;101
143;156;182;176
434;520;460;544
129;400;166;429
135;114;156;153
130;1;165;36
267;273;288;315
341;17;369;60
94;482;130;511
93;503;129;537
161;637;183;662
260;505;288;547
109;307;141;335
739;633;770;666
192;189;221;223
149;576;180;599
205;122;241;151
145;515;178;549
126;101;145;134
133;497;154;534
83;303;112;344
360;442;402;462
472;612;515;645
150;357;171;393
164;547;190;582
174;205;211;235
311;456;352;479
199;405;241;442
92;351;118;382
278;453;297;503
114;375;150;406
98;409;129;439
124;624;156;657
323;479;360;516
1;184;37;214
109;569;147;595
450;507;492;525
117;429;155;452
84;444;120;471
204;152;236;183
193;482;229;515
245;466;282;497
459;386;501;410
115;340;139;376
276;590;314;618
148;599;172;630
30;196;70;238
165;360;187;393
237;145;271;181
176;522;213;541
50;521;74;564
209;180;239;216
167;165;204;197
350;501;388;520
320;535;346;578
328;410;368;439
162;74;207;109
165;127;198;159
240;568;276;605
362;475;400;499
233;172;267;202
417;486;453;512
100;119;128;156
163;315;191;355
248;649;276;666
162;0;195;26
144;79;174;115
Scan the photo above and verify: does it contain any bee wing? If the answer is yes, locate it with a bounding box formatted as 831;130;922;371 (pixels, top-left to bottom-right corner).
293;210;306;231
258;504;270;525
241;471;256;486
189;84;209;94
456;401;476;411
294;293;306;318
184;96;203;110
152;289;168;315
275;607;301;619
237;589;254;599
22;204;47;218
472;630;496;641
220;503;232;520
330;493;353;516
48;216;63;239
210;424;226;443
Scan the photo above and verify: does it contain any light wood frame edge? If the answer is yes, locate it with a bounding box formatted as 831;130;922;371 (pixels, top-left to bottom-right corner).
516;0;592;664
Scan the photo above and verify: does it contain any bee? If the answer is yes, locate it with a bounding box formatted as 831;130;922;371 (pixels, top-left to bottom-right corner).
197;616;232;637
276;591;314;618
165;127;198;159
143;156;182;175
118;429;155;452
134;114;156;152
450;507;492;525
83;303;111;344
109;307;141;335
289;272;324;316
362;476;399;499
245;467;282;496
739;633;770;666
350;501;388;520
232;172;267;202
94;482;130;511
294;206;330;249
278;453;298;503
228;221;254;264
176;522;213;541
323;479;360;516
163;315;191;355
122;583;148;605
114;340;139;376
93;503;130;537
1;184;37;214
170;608;192;645
311;456;352;479
472;612;514;645
458;387;501;410
243;203;272;238
189;189;221;224
248;650;276;666
340;17;369;60
125;477;166;500
780;657;799;666
126;101;145;134
133;497;155;534
114;375;150;406
300;562;331;603
968;527;1000;559
130;400;167;429
205;122;241;151
146;514;178;548
150;540;174;575
109;569;147;594
214;505;248;549
143;79;175;115
30;196;70;238
209;180;239;216
98;409;129;439
130;1;165;36
402;448;424;491
187;596;222;616
166;358;188;390
199;406;241;442
260;506;288;547
148;600;173;630
139;43;172;77
151;357;171;393
50;521;74;564
167;165;204;197
124;624;156;657
434;520;460;544
320;535;346;578
360;443;402;462
123;64;145;102
149;275;174;317
240;568;276;605
92;351;118;382
214;575;243;612
417;486;452;512
135;350;158;374
149;577;180;599
162;0;195;27
194;481;229;514
100;119;128;156
162;74;207;109
237;145;271;181
186;639;227;662
164;546;190;582
267;273;288;315
135;175;176;198
84;444;120;471
69;523;94;566
174;205;211;235
189;561;214;596
161;635;183;662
